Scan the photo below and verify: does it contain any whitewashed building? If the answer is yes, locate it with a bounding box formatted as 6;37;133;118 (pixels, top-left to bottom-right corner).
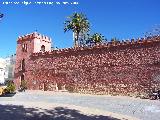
0;55;15;84
0;58;6;84
0;68;5;84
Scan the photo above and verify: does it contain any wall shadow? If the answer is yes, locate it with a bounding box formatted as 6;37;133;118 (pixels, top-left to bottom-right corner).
0;104;121;120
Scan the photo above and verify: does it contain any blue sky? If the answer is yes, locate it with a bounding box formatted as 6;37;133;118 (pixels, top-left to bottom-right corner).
0;0;160;57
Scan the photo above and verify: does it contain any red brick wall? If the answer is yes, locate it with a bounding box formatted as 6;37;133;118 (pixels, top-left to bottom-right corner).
14;36;160;96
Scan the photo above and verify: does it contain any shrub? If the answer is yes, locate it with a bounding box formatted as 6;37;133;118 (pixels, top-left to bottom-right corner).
140;92;150;99
20;80;27;90
5;81;16;94
65;85;75;92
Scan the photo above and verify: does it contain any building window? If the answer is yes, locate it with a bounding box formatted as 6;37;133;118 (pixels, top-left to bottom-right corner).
21;59;25;71
22;44;27;52
41;45;45;52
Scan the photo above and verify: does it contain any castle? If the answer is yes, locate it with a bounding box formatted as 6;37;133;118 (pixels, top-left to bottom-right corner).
14;32;160;96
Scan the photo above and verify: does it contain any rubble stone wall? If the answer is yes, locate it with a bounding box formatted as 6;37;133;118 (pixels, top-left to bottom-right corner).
19;36;160;96
14;36;160;96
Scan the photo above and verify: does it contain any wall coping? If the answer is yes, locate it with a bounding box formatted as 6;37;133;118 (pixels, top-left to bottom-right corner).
31;35;160;57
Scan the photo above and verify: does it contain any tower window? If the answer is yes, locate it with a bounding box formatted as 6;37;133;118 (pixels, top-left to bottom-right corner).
22;44;27;52
21;59;25;71
41;45;45;52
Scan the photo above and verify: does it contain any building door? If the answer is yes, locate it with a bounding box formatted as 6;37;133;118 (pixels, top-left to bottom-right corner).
43;82;48;91
20;74;25;86
21;74;24;81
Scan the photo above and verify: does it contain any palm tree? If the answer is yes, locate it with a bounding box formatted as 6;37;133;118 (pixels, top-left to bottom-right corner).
86;33;105;45
64;13;90;47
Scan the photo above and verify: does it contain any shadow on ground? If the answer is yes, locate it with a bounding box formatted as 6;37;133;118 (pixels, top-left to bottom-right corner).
0;104;121;120
0;93;16;97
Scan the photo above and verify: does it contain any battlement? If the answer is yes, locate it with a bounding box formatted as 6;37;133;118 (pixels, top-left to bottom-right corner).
15;33;160;95
32;35;160;57
17;32;52;43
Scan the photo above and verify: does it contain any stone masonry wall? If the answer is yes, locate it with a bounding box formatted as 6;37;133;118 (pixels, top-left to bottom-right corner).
15;36;160;96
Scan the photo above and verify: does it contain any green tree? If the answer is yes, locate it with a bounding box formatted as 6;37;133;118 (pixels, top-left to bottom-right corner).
64;13;90;47
86;33;106;45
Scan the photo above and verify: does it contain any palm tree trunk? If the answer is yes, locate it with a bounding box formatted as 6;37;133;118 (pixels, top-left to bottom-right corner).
73;32;76;47
74;32;79;47
76;32;79;47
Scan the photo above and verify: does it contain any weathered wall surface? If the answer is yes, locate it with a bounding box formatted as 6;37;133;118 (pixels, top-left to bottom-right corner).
17;36;160;96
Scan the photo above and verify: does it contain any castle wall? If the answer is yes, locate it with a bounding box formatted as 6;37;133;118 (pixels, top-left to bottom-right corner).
17;36;160;96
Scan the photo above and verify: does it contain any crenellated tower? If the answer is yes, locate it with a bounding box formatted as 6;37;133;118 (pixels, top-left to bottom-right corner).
14;32;52;88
